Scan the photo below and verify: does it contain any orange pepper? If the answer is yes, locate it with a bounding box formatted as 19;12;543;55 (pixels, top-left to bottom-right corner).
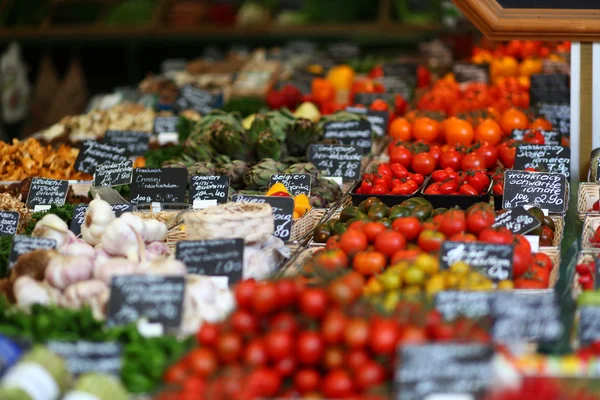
311;78;336;105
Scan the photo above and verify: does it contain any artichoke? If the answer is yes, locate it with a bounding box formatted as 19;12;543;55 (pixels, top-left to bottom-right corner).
309;193;327;208
256;130;282;161
163;160;190;169
249;109;295;144
183;131;213;162
209;121;251;161
283;162;321;185
243;158;287;190
285;118;321;157
188;161;217;176
313;177;343;206
216;160;251;190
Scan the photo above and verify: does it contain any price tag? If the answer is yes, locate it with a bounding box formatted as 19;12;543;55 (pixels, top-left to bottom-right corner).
269;174;311;196
231;195;294;241
74;140;129;175
0;211;19;236
323;119;372;154
70;204;133;237
439;241;514;282
512;129;561;145
395;343;494;400
434;291;493;321
176;85;215;114
502;170;567;213
93;160;134;187
189;175;230;204
529;74;570;105
193;199;217;210
130;168;188;205
26;178;69;209
153;116;179;135
157;132;179;146
514;144;571;178
579;306;600;346
537;102;570;137
346;107;389;137
33;205;51;212
46;341;121;377
107;275;185;329
491;206;540;234
104;130;151;156
491;291;563;343
452;62;490;84
9;235;56;268
308;144;362;181
176;238;244;284
151;202;161;213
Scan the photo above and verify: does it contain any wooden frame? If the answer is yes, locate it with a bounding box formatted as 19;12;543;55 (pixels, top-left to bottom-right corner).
453;0;600;41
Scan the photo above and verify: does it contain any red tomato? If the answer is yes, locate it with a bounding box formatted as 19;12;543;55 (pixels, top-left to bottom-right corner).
271;312;299;334
265;330;294;361
475;142;498;169
466;203;496;234
369;318;400;356
321;309;347;345
461;153;486;171
424;182;442;194
324;346;345;370
328;278;356;306
196;323;219;347
362;221;386;243
429;145;443;166
438;209;467;237
296;331;325;365
294;369;321;394
389;146;413;168
164;363;188;384
217;332;243;363
466;171;491;193
439;179;459;194
245;367;281;398
374;230;406;257
478;227;513;244
244;339;269;366
344;318;370;349
459;183;479;195
412;153;436;175
431;169;448;182
440;149;464;171
231;309;258;336
274;356;296;377
345;349;370;371
418;230;446;252
391;248;422;263
390;162;409;179
523;129;545;144
322;369;354;399
275;279;298;308
252;282;279;316
234;279;256;310
513;235;533;277
339;229;368;255
533;252;553;271
449;232;477;242
392;216;421;241
398;326;428;344
497;140;517;168
355;361;386;391
299;288;329;319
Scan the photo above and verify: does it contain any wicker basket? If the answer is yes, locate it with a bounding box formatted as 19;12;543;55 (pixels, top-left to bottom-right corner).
541;215;564;248
184;202;274;244
581;215;600;251
290;208;326;243
571;251;600;300
577;183;600;221
539;247;561;288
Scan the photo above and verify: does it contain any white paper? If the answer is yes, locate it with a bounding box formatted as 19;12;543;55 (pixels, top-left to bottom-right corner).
425;395;474;400
209;276;229;290
136;319;164;338
524;235;540;252
157;132;179;146
151;202;161;213
33;205;51;212
323;176;343;188
193;199;218;210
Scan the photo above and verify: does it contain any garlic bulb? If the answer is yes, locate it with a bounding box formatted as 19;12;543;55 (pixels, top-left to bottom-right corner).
144;219;168;243
58;239;96;260
45;254;94;290
93;257;140;284
31;214;74;248
139;257;186;276
101;217;145;261
146;241;170;261
62;280;109;320
14;276;62;308
81;199;115;245
118;213;147;241
93;247;111;268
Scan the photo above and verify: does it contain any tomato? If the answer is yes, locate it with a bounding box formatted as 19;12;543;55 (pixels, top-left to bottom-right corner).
398;326;428;344
343;271;366;297
449;232;477;242
466;203;495;234
391;248;422;263
164;363;188;384
500;108;529;135
252;282;279;316
459;183;479;195
417;230;446;252
523;129;545;144
355;361;385;391
322;310;347;345
234;279;256;310
444;117;474;146
369;318;400;355
296;331;324;365
245;367;281;398
271;312;299;334
513;235;533;277
412;152;436;176
530;117;552;130
353;250;387;275
429;145;442;166
231;309;258;336
461;153;486;171
294;369;321;394
244;338;268;366
374;230;406;257
533;252;553;271
497;140;517;168
314;248;349;272
475;119;502;145
515;274;547;289
431;169;448;182
478;227;513;244
392;216;421;241
217;332;243;363
413;117;440;143
196;323;219;347
299;288;329;319
475;142;499;168
440;149;464;171
424;182;441;194
338;230;368;256
390;161;410;178
344;318;369;349
439;179;459;194
389;117;412;141
430;322;456;341
276;279;298;308
466;170;491;193
322;346;344;370
265;330;294;361
322;369;354;399
493;182;504;195
438;209;466;237
328;278;356;306
370;99;389;111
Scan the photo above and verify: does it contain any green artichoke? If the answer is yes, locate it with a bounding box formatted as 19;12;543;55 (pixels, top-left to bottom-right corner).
313;177;343;206
209;121;251;161
309;193;327;208
283;162;321;185
243;158;287;190
216;160;251;190
285;118;321;157
188;161;217;176
249;109;295;144
256;130;282;161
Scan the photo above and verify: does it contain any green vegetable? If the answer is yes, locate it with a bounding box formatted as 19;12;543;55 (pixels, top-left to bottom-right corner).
24;203;75;235
144;145;184;168
0;236;12;279
221;96;267;117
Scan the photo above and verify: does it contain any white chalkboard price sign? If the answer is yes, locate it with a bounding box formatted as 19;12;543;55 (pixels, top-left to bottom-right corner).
189;175;229;204
93;160;134;188
579;306;600;346
231;194;294;241
176;238;244;284
131;168;188;205
107;275;185;328
502;170;567;213
47;341;122;377
323;120;372;154
395;343;494;400
9;235;56;268
491;206;541;235
74;140;129;175
514;144;571;178
26;178;69;208
439;241;514;281
434;291;493;321
104;130;151;156
308;144;362;181
269;174;311;196
0;211;19;236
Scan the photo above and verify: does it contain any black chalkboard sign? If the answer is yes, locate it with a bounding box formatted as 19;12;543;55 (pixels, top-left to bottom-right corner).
0;211;19;237
9;235;56;268
514;144;571;178
346;107;389;137
502;170;567;213
104;130;151;156
439;241;514;281
491;291;563;343
93;160;133;188
452;62;490;84
26;178;69;209
176;85;215;114
131;168;188;205
231;195;294;241
353;92;396;107
308;144;362;181
579;306;600;346
176;238;244;284
512;129;561;145
434;291;493;321
189;175;229;204
46;341;122;377
395;343;494;400
530;74;570;105
379;77;414;101
491;206;540;235
70;204;133;237
497;0;596;9
327;42;360;62
269;174;311;196
107;275;185;328
74;140;129;175
323;119;372;154
595;258;600;290
382;62;418;81
153;116;179;135
537;102;570;137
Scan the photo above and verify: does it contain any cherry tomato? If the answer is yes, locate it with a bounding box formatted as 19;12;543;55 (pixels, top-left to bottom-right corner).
294;369;321;394
299;288;329;319
412;152;436;176
296;330;325;365
439;179;459;194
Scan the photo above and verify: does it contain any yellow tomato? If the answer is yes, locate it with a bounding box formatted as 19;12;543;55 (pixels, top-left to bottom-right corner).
450;261;470;276
414;254;439;276
497;280;515;290
425;274;445;296
403;266;426;286
519;58;542;77
383;291;401;311
378;271;402;290
363;277;384;295
442;271;460;289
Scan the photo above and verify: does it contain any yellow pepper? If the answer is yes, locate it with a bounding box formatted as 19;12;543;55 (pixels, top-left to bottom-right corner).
326;65;355;91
